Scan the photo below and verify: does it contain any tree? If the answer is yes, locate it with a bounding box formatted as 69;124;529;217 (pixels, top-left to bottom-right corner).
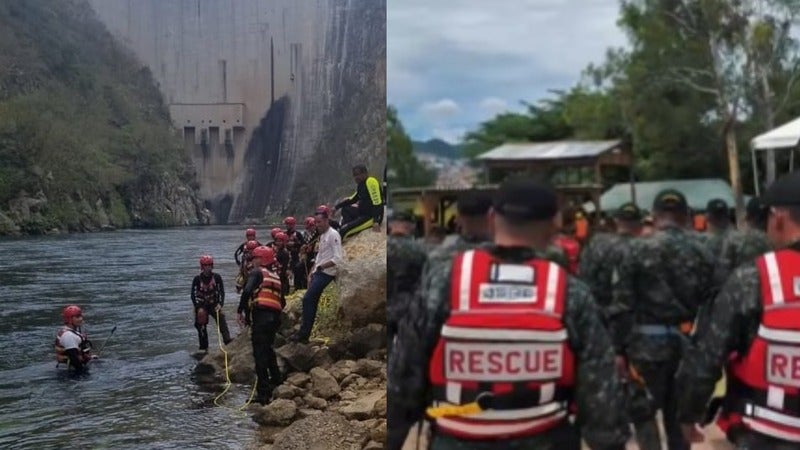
386;105;436;188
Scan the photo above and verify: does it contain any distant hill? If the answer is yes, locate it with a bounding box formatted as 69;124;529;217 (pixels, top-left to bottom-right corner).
413;138;464;159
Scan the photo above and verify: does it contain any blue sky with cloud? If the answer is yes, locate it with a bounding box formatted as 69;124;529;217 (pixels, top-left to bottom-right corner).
388;0;629;143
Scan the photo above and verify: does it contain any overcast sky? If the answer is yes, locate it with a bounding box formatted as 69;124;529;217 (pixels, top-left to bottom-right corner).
387;0;629;144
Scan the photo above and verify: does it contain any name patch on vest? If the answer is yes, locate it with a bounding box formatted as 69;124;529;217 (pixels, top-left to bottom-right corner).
767;345;800;387
444;342;563;382
478;283;537;303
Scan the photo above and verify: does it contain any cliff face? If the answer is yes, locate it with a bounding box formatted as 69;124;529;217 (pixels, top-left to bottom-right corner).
88;0;386;224
0;0;202;235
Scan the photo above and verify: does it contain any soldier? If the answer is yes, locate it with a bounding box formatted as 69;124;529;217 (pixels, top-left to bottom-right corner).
388;178;629;450
710;196;772;290
704;198;734;255
675;171;800;450
427;190;493;261
608;189;714;450
579;202;642;309
387;210;427;359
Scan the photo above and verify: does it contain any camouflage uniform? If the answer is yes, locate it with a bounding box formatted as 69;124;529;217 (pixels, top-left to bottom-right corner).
710;228;771;291
674;245;800;449
609;225;714;450
579;232;624;309
387;235;428;359
388;245;630;450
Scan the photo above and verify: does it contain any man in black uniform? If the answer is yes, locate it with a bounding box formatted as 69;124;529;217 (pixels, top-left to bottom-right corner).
191;255;232;350
283;216;308;290
234;228;261;266
237;246;285;405
335;164;384;239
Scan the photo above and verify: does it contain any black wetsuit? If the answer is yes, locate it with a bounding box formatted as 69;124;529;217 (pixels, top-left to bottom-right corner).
336;176;383;239
285;229;307;289
190;272;232;348
234;240;262;266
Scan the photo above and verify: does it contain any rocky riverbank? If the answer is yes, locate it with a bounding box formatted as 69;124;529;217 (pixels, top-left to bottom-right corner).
197;230;388;449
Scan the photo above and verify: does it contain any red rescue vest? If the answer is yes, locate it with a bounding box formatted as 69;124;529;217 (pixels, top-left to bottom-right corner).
719;250;800;442
427;249;575;440
253;266;283;311
196;274;218;304
554;235;580;275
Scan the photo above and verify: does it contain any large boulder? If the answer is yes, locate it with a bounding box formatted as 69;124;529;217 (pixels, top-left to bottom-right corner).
309;367;341;400
253;399;298;426
338;390;386;420
337;231;387;328
344;324;386;358
276;342;323;372
271;412;370;450
199;328;256;384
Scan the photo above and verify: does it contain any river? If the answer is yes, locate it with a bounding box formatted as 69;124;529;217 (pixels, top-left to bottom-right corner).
0;226;269;449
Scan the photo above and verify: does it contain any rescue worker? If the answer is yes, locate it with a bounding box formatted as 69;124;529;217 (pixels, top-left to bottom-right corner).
289;207;342;344
430;190;492;257
388;177;629;450
191;255;232;350
300;216;319;282
267;227;282;247
55;305;95;373
608;189;715;450
272;232;292;296
317;204;341;230
234;228;261;266
675;171;800;450
235;240;259;294
553;208;581;274
237;245;285;405
335;164;384;239
283;216;308;290
579;202;642;309
710;197;772;290
387;210;427;358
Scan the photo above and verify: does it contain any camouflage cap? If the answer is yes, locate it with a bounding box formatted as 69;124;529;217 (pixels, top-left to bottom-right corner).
456;190;493;216
763;171;800;207
653;189;688;212
493;177;558;221
706;198;729;218
614;202;642;221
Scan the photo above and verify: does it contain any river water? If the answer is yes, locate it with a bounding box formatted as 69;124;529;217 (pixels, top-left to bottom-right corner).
0;226;270;449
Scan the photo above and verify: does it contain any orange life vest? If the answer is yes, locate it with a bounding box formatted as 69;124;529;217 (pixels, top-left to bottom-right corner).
253;266;283;311
427;249;575;440
718;249;800;442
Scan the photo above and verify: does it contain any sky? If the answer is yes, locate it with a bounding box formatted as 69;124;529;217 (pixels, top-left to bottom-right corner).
387;0;629;144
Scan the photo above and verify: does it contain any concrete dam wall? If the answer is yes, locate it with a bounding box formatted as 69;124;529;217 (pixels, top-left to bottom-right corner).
88;0;386;223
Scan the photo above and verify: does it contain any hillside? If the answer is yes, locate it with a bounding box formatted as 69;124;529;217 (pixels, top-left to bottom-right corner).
412;138;464;159
0;0;202;235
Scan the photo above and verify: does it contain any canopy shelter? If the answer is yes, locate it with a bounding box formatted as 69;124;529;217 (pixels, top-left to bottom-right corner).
476;139;634;213
750;116;800;195
588;178;735;214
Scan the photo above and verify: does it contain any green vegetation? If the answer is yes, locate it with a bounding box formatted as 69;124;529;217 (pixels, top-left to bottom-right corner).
387;106;437;188
0;0;195;233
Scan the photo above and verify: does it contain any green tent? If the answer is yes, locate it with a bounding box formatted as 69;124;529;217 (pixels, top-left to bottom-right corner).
596;178;736;213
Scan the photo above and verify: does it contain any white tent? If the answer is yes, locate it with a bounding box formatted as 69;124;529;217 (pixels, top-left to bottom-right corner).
750;117;799;195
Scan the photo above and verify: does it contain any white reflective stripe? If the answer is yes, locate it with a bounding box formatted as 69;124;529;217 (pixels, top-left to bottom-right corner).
758;325;800;343
765;252;785;305
539;383;555;404
437;410;567;436
471;400;564;421
767;386;785;410
543;262;560;313
440;325;568;342
743;417;800;442
752;404;800;428
446;382;461;404
458;250;475;312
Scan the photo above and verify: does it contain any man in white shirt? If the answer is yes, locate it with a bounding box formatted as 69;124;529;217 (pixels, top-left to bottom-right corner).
289;206;343;343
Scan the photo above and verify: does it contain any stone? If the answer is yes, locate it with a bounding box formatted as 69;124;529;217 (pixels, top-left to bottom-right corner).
370;419;387;443
304;395;328;410
337;232;387;328
271;412;370;450
341;374;365;389
254;399;298;426
310;367;341;400
339;391;385;420
311;346;334;368
286;372;310;388
328;360;358;382
353;359;383;378
276;342;317;373
374;396;387;417
298;408;323;418
339;390;358;401
363;441;383;450
345;324;386;358
273;385;299;400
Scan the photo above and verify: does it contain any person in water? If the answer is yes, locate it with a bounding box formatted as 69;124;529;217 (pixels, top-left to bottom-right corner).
55;305;95;373
191;255;232;351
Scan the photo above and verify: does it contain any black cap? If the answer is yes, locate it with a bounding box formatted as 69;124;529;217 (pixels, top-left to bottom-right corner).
457;190;493;216
493;178;558;221
389;210;415;222
746;196;768;219
763;171;800;207
706;198;729;218
614;202;642;221
653;189;688;212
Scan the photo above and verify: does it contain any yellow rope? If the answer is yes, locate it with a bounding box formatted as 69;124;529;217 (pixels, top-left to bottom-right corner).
209;307;259;411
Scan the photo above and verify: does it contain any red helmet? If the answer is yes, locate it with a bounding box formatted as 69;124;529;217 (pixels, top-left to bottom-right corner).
253;246;275;265
245;240;258;251
284;216;296;227
199;255;214;267
271;227;282;239
275;232;289;243
315;205;331;216
245;228;256;238
62;305;83;324
304;217;316;228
